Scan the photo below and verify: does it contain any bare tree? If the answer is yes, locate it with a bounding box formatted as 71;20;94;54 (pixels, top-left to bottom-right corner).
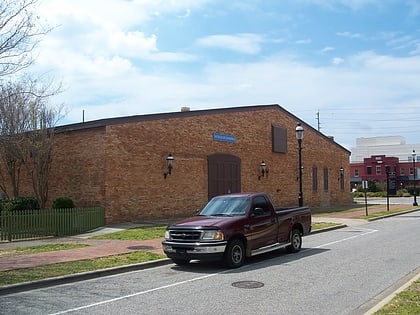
25;92;63;208
0;77;63;208
0;0;48;77
0;80;31;198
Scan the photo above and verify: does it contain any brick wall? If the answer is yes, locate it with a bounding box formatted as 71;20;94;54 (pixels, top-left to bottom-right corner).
2;106;351;223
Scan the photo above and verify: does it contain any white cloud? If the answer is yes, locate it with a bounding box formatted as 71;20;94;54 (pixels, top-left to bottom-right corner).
322;46;335;53
410;43;420;55
336;31;364;39
296;39;312;45
197;34;264;54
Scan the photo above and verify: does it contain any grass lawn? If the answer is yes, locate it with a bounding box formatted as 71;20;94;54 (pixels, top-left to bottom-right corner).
374;280;420;315
0;251;165;286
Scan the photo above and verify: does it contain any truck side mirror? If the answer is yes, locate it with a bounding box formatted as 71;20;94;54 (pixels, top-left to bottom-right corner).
252;207;264;217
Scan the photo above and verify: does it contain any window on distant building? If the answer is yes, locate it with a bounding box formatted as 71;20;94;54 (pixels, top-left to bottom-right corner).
367;166;372;175
410;167;414;175
323;167;329;191
354;169;359;177
312;166;318;192
400;167;405;175
408;155;420;162
376;165;381;175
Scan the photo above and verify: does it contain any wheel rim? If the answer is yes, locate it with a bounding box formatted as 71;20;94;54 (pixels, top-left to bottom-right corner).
232;244;243;263
292;233;301;249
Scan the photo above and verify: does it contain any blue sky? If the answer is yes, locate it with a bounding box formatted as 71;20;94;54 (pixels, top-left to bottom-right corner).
32;0;420;150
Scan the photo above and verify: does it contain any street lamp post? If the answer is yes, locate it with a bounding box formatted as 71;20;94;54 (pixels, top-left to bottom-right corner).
412;150;418;206
295;122;304;207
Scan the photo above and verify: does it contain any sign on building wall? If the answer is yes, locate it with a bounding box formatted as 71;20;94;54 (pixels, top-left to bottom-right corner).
213;132;236;143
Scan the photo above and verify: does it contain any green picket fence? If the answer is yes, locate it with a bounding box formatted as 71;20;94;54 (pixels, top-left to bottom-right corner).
0;207;105;242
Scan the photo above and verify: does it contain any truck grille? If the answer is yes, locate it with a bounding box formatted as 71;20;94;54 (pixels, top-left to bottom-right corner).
169;230;202;241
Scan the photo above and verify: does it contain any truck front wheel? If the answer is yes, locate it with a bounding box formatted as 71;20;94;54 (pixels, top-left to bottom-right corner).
224;239;245;268
286;229;302;253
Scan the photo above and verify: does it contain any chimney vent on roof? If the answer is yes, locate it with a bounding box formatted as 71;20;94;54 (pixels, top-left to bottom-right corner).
181;106;190;112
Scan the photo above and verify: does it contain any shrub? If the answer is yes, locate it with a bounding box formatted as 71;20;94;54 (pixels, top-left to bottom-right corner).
52;197;75;209
8;197;40;211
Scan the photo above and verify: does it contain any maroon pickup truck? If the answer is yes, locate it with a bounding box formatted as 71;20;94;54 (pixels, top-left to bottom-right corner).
162;192;311;268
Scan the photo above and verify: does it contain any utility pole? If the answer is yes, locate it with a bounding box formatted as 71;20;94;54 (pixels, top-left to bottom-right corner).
316;111;321;131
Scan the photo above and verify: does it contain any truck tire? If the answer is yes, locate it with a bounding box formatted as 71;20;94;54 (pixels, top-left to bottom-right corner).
286;229;302;253
172;258;191;266
224;239;245;268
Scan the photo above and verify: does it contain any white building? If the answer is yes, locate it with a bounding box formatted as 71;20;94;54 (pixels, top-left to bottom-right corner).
351;136;420;163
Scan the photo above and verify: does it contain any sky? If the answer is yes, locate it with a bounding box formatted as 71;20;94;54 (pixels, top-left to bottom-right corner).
29;0;420;150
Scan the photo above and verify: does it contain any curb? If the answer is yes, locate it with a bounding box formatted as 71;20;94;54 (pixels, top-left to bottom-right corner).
367;208;420;221
356;267;420;315
310;224;347;234
0;258;172;296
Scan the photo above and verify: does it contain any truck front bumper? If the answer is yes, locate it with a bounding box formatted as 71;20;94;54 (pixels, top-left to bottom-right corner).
162;240;227;261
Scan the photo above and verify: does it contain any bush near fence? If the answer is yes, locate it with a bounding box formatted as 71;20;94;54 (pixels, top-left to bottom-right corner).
0;207;105;242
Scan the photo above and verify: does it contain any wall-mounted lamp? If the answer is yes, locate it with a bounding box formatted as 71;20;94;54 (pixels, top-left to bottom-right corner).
258;161;268;180
339;167;345;191
338;167;344;181
164;153;174;179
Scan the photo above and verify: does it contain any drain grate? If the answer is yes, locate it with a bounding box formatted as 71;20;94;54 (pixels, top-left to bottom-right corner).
232;281;264;289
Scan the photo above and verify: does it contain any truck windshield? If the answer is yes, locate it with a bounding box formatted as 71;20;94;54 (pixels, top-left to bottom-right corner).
198;196;250;217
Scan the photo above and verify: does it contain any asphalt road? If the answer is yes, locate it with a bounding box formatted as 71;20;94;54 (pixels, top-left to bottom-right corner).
1;212;419;315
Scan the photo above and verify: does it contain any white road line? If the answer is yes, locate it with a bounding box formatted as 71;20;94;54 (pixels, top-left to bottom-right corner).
49;272;224;314
314;228;378;249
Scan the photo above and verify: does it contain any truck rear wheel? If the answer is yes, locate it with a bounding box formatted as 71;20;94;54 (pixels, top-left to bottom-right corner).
224;239;245;268
172;258;190;266
286;229;302;253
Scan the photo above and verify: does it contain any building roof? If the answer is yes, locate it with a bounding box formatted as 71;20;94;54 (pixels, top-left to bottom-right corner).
55;104;350;154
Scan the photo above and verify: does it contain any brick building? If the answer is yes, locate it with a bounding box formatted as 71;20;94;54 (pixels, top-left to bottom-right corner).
350;154;420;192
14;104;351;224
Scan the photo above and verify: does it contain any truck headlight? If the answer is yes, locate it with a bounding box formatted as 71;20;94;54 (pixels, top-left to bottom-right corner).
202;230;224;241
165;230;170;240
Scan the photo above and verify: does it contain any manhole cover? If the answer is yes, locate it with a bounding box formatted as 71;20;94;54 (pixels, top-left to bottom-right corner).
232;281;264;289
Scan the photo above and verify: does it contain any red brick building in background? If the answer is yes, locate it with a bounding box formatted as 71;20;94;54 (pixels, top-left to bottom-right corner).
11;105;351;224
350;154;420;192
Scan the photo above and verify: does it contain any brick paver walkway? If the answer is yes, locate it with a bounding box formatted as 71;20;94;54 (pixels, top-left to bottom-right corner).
0;238;164;272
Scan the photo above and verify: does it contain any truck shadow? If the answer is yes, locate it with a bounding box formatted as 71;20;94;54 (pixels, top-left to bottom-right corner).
170;247;329;274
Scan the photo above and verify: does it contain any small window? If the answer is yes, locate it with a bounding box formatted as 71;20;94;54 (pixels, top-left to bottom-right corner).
376;166;381;175
323;168;329;191
367;166;372;175
400;167;405;175
354;169;359;177
312;167;318;192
